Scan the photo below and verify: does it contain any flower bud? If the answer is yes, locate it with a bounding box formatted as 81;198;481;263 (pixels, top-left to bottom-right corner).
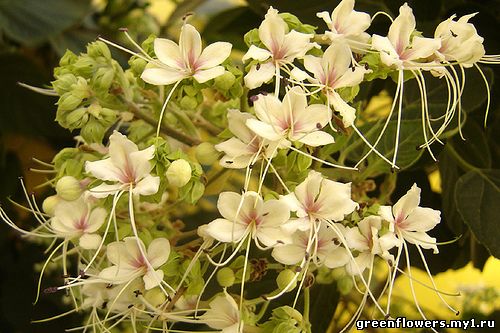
57;92;83;112
52;73;77;94
81;120;105;143
73;57;96;76
59;50;78;67
42;195;60;216
87;41;112;60
129;57;147;75
195;142;218;165
337;276;353;295
214;71;236;91
55;176;82;201
144;288;166;307
276;269;297;292
93;67;115;91
166;159;192;187
216;267;235;287
180;95;198;110
87;103;103;118
65;107;88;129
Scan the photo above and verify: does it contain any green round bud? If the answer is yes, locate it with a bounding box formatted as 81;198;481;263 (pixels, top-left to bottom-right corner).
277;269;297;292
65;107;88;129
87;41;112;60
93;67;114;91
144;288;166;307
195;142;218;165
81;120;106;143
180;95;198;110
166;159;192;187
55;176;82;201
58;92;83;112
337;276;353;295
215;71;236;91
331;267;346;280
42;195;60;216
217;267;235;287
129;57;147;74
52;73;77;94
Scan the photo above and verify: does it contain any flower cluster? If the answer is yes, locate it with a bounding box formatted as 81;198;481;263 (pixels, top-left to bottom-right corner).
1;0;498;332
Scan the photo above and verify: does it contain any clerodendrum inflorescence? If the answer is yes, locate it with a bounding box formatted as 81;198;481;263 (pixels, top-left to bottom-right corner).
1;0;498;332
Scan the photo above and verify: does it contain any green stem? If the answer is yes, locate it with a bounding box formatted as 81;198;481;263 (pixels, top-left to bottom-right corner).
303;287;311;333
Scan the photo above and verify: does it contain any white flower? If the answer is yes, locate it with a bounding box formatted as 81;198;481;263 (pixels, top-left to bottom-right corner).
281;170;358;232
200;292;240;333
293;42;370;127
204;191;291;247
434;13;485;67
246;86;335;147
371;3;441;69
141;24;232;85
99;237;170;290
85;131;160;198
344;216;400;275
272;222;350;268
242;7;318;89
50;197;106;249
317;0;371;52
215;109;280;169
379;183;441;253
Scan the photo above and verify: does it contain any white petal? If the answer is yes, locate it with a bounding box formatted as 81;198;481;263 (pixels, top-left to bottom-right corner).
246;119;284;141
297;131;335;146
106;241;127;266
79;233;102;250
345;227;369;252
282;30;316;60
242;45;271;62
401;207;440;232
143;269;164;290
329;91;356;127
215;137;252;157
154;38;183;69
256;227;291;247
324;247;350;269
378;205;395;223
133;175;160;196
388;3;415;52
317;11;333;28
259;7;287;53
323;43;351;80
371;35;401;67
393;183;421;220
141;67;187;85
205;218;247;243
290;67;312;82
179;24;202;66
243;61;275;89
272;243;305;265
226;109;256;143
85;207;107;233
85;158;122;182
261;199;291;227
87;183;122;198
147;238;170;268
129;145;155;181
401;231;438;253
193;66;225;83
197;42;232;69
404;36;441;61
333;66;369;89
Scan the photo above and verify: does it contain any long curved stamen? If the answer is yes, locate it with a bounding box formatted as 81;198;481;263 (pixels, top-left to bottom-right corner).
157;80;182;137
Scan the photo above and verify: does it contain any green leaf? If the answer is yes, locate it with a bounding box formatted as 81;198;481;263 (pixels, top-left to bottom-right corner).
455;169;500;258
0;0;92;46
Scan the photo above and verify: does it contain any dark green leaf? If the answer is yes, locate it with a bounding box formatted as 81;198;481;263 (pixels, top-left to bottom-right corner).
455;169;500;258
0;0;92;46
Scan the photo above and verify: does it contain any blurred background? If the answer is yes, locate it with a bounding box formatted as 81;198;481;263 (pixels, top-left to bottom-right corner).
0;0;499;332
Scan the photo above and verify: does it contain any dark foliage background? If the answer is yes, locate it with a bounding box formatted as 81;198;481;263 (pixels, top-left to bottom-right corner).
0;0;499;332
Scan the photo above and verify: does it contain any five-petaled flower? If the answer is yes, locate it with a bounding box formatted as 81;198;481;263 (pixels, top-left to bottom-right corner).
141;23;232;85
85;131;160;198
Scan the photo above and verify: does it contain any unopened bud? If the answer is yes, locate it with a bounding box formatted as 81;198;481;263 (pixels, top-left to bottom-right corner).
55;176;82;201
216;267;235;287
65;107;88;128
166;159;192;187
87;41;112;60
195;142;218;165
144;288;166;307
276;269;297;292
214;71;236;91
129;57;147;74
42;195;60;216
179;95;198;110
337;276;353;295
58;92;83;112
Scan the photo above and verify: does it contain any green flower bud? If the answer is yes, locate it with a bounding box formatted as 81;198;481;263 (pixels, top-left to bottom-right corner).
57;92;83;112
93;67;115;91
195;142;218;165
144;288;166;307
55;176;82;201
214;71;236;91
87;41;112;60
166;159;192;187
129;57;147;75
331;267;346;280
73;57;96;76
72;77;90;99
81;120;105;143
42;195;60;215
87;103;102;118
216;267;235;287
337;276;353;295
52;73;77;95
183;85;198;97
65;107;89;129
59;50;78;66
276;269;297;292
180;95;198;110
